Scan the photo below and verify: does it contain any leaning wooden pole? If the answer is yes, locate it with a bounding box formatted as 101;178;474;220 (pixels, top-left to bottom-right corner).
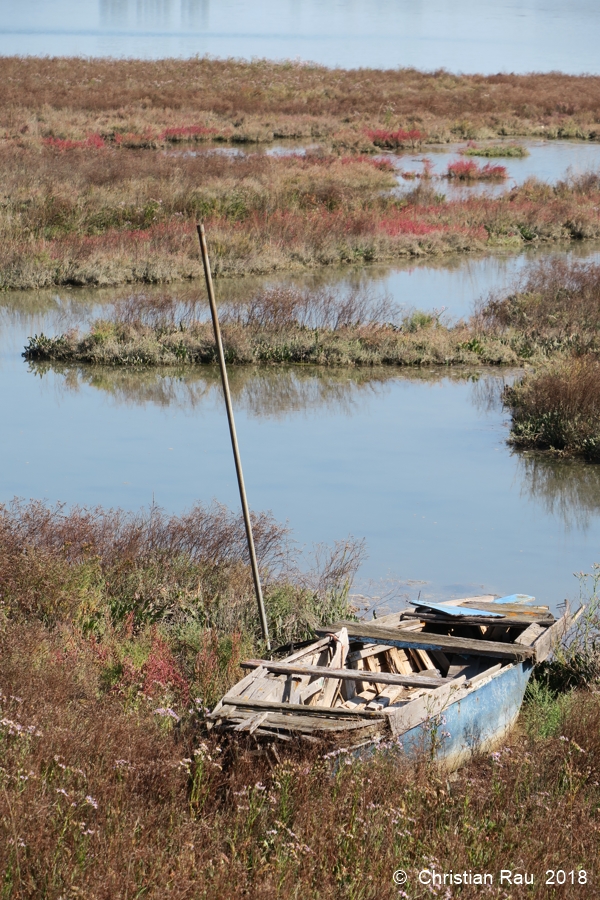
197;223;271;650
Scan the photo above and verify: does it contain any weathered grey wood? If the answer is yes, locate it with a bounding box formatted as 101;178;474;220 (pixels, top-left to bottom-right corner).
320;632;346;708
219;712;368;734
297;678;324;704
233;711;269;733
284;636;331;662
212;665;266;714
224;696;387;719
240;659;448;688
533;602;583;662
468;662;502;684
317;622;535;661
347;644;396;662
515;622;545;647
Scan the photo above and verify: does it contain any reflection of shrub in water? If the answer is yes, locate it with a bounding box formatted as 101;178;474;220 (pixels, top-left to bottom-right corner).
516;453;600;529
30;362;397;419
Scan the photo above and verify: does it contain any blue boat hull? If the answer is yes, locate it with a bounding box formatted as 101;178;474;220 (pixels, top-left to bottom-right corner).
360;661;534;770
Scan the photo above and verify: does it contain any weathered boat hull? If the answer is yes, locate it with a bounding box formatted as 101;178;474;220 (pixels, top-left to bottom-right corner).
385;659;534;770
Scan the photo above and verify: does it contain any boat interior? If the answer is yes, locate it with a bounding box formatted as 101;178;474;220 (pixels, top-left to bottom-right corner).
207;595;563;739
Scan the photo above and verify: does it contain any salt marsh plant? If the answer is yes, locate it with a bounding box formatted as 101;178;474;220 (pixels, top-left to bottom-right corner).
461;143;529;158
446;159;508;180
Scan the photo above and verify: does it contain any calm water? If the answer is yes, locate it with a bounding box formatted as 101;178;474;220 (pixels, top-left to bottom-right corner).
0;0;599;74
3;247;600;615
389;140;600;200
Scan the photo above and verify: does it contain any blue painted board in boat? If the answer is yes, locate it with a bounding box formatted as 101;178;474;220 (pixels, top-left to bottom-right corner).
415;601;504;618
491;594;535;605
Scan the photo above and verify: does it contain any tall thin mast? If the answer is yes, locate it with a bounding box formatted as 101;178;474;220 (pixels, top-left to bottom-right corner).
196;223;271;650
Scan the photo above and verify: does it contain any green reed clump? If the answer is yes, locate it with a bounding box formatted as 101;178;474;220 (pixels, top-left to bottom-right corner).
461;143;529;158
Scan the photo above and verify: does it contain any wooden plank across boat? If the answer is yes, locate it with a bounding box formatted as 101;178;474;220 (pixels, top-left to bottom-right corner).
207;595;582;768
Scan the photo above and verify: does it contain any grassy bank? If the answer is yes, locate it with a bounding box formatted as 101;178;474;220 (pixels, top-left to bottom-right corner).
23;285;523;368
1;497;599;897
24;259;600;370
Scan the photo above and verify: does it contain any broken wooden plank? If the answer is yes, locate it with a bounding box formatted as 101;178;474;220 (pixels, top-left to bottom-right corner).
533;602;583;662
226;697;388;719
317;622;535;661
515;622;545;647
239;660;448;688
321;627;348;707
460;601;552;620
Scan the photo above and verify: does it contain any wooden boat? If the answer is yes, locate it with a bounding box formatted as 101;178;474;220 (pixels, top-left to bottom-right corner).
207;594;581;767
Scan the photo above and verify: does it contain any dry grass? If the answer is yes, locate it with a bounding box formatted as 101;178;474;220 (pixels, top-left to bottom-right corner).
482;256;600;354
1;618;599;898
3;57;600;146
0;59;599;288
1;497;599;896
0;498;363;667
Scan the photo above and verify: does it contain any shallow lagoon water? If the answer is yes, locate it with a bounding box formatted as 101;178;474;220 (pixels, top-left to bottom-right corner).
3;248;600;615
1;0;599;75
390;139;600;200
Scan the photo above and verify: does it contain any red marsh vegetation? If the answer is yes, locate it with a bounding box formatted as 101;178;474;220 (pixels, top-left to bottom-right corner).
1;135;599;289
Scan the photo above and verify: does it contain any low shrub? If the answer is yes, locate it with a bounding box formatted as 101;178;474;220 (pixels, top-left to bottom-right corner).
446;158;508;180
503;356;600;459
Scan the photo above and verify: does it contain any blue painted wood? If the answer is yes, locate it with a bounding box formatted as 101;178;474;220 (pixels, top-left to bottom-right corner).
357;661;534;769
491;594;535;605
416;601;504;618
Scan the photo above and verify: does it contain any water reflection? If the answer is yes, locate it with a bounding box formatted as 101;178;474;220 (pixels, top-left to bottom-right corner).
517;454;600;531
2;242;600;333
99;0;210;29
26;361;413;418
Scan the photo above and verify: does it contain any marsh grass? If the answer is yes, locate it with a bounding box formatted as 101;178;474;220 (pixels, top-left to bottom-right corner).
4;57;600;147
1;496;600;896
23;285;523;368
0;59;600;288
461;143;530;158
1;602;599;897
